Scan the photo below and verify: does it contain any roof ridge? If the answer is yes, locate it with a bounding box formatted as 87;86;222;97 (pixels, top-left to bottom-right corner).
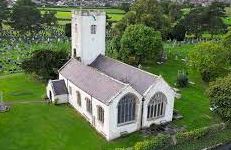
72;58;128;86
101;55;159;78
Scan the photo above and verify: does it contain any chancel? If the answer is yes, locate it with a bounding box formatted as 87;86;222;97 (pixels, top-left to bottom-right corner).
46;10;175;141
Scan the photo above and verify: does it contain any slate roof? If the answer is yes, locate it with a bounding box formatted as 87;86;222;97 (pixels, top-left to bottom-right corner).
50;79;68;96
90;55;159;95
59;58;127;104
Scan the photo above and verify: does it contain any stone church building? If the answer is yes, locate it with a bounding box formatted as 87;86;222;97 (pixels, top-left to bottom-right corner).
46;10;175;141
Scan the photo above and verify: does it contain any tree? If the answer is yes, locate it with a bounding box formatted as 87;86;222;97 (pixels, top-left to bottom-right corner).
120;24;163;65
10;0;41;33
168;2;182;22
131;0;168;31
207;74;231;122
188;42;228;82
119;2;130;12
181;2;227;38
0;0;9;29
169;19;186;41
41;11;57;26
21;50;69;81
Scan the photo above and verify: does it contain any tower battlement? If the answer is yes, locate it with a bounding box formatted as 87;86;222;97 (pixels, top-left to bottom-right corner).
72;10;106;16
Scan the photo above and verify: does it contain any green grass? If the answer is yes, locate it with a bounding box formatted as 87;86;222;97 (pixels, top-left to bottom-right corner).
0;74;45;101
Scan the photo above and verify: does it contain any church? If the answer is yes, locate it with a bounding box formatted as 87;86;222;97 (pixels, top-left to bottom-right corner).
46;10;175;141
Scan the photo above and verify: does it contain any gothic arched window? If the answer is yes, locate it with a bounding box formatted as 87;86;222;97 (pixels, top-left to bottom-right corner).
91;25;96;34
97;106;104;123
86;97;92;114
76;91;81;106
147;92;167;119
117;94;136;125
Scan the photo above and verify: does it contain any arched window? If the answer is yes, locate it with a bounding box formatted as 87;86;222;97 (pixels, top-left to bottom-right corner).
86;97;92;114
76;91;81;106
118;94;136;125
97;106;104;123
91;25;96;34
147;92;167;119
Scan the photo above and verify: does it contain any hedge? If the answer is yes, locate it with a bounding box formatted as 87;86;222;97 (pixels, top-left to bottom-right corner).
134;134;170;150
132;123;228;150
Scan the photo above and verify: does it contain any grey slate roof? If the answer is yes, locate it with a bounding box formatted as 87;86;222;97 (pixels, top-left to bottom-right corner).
59;58;126;104
90;55;159;95
51;79;68;96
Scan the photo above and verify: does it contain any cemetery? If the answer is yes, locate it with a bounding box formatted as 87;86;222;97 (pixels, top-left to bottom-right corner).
0;26;70;75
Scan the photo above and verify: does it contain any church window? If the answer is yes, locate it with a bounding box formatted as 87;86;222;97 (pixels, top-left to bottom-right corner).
117;93;136;125
86;97;92;114
69;86;72;95
91;25;96;34
147;92;167;119
97;106;104;123
77;91;81;106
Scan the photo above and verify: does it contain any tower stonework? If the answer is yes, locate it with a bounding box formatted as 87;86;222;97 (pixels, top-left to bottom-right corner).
71;10;106;65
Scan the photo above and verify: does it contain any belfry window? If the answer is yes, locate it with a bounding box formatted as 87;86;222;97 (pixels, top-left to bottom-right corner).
91;25;96;34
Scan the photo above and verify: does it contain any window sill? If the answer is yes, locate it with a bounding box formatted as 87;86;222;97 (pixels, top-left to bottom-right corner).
117;120;136;127
147;115;165;121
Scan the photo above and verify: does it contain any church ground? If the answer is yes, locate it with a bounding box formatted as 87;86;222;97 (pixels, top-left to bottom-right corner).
0;52;221;149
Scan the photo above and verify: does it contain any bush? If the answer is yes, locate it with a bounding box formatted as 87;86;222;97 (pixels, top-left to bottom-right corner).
176;70;189;88
134;134;170;150
207;74;231;121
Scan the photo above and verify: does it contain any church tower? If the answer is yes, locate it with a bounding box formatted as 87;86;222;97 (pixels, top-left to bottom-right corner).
71;10;106;65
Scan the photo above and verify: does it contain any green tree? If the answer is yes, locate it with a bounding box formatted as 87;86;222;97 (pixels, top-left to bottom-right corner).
10;0;41;33
168;2;182;22
188;42;228;82
21;49;69;81
207;74;231;122
0;0;9;29
120;24;163;65
119;2;130;12
41;11;57;26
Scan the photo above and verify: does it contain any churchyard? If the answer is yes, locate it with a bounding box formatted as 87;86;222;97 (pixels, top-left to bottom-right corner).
0;0;231;149
0;42;226;149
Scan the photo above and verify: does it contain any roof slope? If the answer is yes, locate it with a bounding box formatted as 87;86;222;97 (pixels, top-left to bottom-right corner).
59;58;126;104
90;55;159;95
51;79;68;96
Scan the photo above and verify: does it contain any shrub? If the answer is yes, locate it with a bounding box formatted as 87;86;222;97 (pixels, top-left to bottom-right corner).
134;134;170;150
207;74;231;121
176;70;189;88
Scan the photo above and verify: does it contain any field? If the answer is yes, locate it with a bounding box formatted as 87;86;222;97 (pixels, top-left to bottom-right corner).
40;7;125;24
